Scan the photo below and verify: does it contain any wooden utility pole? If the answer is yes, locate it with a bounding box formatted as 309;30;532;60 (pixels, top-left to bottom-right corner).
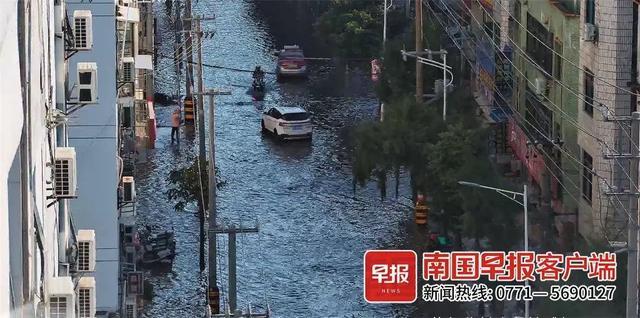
184;0;193;97
194;17;206;272
415;0;423;103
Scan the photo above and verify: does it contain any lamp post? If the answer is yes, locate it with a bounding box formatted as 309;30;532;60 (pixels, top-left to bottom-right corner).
401;49;452;121
458;181;529;318
383;0;393;47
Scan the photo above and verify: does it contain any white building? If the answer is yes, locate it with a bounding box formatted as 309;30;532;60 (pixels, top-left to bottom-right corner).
2;0;97;317
577;0;638;241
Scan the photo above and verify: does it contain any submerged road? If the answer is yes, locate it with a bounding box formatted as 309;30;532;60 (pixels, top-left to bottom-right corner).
138;1;465;317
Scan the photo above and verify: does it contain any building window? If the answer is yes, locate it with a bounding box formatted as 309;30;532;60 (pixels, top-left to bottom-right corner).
586;0;595;24
526;13;554;75
554;39;563;81
525;90;553;140
582;150;593;203
584;69;594;116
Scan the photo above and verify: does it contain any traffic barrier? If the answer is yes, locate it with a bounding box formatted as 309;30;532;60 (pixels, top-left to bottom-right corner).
415;194;429;225
184;96;195;125
208;286;220;314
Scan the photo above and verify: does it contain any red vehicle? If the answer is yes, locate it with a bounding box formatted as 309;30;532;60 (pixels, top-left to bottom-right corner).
276;45;307;80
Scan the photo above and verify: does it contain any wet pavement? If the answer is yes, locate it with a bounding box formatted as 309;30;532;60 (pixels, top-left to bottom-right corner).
138;1;465;317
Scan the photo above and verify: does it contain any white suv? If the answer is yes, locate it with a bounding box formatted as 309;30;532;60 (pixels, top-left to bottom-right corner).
261;106;312;140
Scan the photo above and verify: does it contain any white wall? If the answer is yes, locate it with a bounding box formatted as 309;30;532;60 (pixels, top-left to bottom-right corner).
0;0;25;316
67;0;120;312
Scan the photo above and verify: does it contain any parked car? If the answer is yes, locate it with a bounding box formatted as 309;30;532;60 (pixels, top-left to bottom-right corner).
261;106;312;140
276;45;307;79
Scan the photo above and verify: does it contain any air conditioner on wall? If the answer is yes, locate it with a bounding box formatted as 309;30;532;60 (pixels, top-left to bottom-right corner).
48;277;76;318
77;62;98;103
122;176;136;202
77;230;96;272
54;147;77;198
122;57;135;83
73;10;93;50
584;23;598;42
77;277;96;318
535;77;547;96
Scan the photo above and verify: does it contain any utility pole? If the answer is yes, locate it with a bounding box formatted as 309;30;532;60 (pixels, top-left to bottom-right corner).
601;111;640;318
210;225;269;317
627;111;640;318
383;0;393;50
194;17;206;272
201;88;231;315
414;0;423;104
184;0;193;97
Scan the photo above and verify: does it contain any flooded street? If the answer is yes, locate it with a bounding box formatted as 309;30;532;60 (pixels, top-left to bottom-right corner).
137;1;462;317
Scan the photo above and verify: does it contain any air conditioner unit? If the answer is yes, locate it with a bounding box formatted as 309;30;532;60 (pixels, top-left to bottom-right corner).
48;277;76;318
73;10;93;50
77;277;96;318
77;230;96;272
535;77;547;96
121;57;134;83
77;62;98;104
54;147;77;198
122;176;136;202
125;298;138;318
584;23;598;42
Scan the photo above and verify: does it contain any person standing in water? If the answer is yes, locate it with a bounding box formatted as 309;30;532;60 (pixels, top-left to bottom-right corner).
171;108;181;143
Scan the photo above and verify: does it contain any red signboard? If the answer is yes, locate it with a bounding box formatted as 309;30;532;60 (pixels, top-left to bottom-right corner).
507;119;545;185
364;250;417;303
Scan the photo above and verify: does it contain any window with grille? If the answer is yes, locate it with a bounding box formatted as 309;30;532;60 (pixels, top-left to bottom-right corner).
50;297;67;318
78;241;91;271
74;17;89;49
586;0;596;24
526;13;554;75
553;39;563;81
78;288;91;318
54;159;70;196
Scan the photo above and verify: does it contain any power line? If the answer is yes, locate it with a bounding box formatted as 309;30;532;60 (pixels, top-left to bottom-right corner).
467;0;640;153
425;0;637;230
438;0;640;195
491;0;640;98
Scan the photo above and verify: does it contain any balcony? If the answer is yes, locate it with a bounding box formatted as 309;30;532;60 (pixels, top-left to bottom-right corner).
549;0;580;17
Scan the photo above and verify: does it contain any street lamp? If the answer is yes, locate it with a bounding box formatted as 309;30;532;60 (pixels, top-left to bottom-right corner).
457;181;529;318
401;49;453;121
383;0;393;47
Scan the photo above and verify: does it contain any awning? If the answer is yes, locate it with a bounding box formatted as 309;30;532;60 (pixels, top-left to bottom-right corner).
135;55;153;70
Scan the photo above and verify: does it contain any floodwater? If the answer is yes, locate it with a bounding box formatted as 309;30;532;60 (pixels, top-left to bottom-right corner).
137;1;465;317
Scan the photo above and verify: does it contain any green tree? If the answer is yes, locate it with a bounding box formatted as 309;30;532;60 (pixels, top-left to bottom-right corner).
165;159;225;271
316;0;382;58
166;159;225;212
